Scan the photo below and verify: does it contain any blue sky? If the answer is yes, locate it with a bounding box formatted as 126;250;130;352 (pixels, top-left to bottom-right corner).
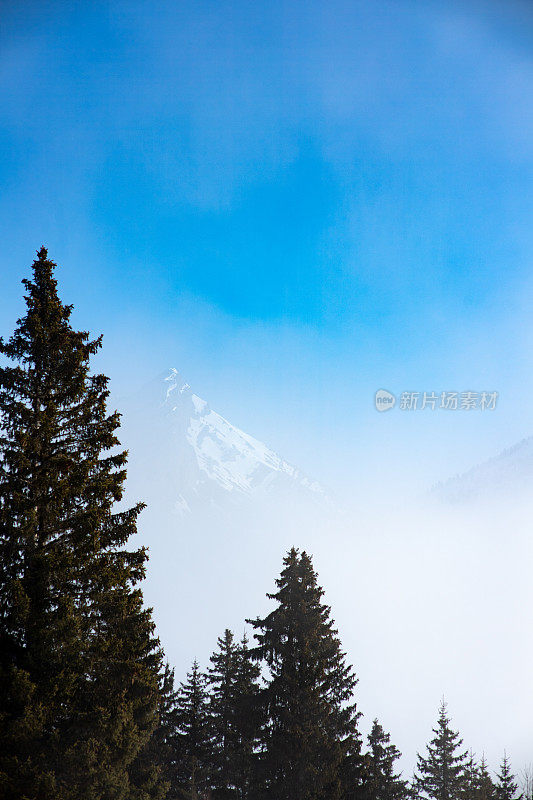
2;1;533;768
1;0;533;489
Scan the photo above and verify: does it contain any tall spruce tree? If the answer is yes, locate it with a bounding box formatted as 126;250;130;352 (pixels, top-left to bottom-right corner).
174;660;213;799
0;249;162;799
208;630;261;799
248;548;362;800
365;719;408;800
414;701;469;800
495;756;520;800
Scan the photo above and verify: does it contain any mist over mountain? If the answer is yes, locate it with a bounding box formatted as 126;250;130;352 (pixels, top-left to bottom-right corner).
433;437;533;504
120;368;533;517
114;369;533;777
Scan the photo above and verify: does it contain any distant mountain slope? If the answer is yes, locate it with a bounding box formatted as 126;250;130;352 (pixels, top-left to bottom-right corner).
124;369;333;516
433;436;533;503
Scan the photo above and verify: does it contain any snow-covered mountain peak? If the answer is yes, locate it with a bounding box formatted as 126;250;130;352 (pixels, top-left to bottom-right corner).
156;368;333;514
164;368;192;403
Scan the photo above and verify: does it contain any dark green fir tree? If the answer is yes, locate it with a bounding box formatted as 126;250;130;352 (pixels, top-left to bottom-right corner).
174;660;213;799
0;249;162;800
248;548;362;800
208;630;261;799
495;755;520;800
365;719;408;800
414;701;469;800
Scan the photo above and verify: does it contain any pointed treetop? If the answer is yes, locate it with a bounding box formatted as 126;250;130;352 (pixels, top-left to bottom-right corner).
27;246;57;290
496;753;520;800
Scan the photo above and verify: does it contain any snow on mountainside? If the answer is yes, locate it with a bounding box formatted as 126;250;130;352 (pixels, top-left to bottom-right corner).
432;436;533;503
140;368;334;515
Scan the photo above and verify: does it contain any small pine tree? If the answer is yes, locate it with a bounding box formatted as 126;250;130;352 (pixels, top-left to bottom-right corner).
461;753;499;800
130;662;182;799
476;756;495;800
495;755;520;800
463;752;479;800
0;249;162;799
209;629;239;797
175;660;213;799
409;772;420;800
339;729;366;800
248;548;362;800
366;719;408;800
414;701;469;800
231;634;262;800
208;630;261;799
